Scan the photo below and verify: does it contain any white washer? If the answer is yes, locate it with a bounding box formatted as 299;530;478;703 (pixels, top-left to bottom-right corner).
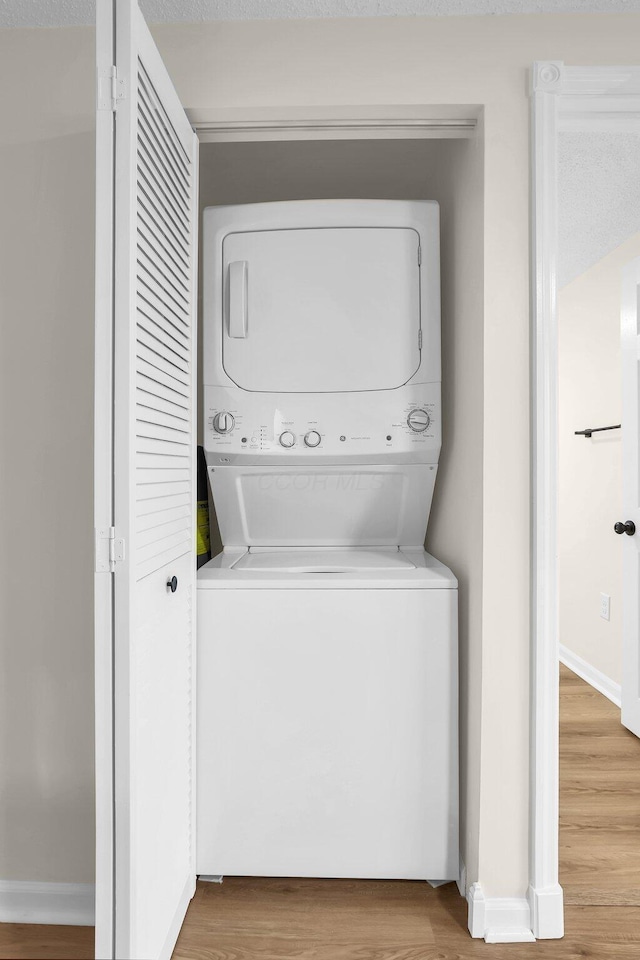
197;199;459;881
196;547;458;880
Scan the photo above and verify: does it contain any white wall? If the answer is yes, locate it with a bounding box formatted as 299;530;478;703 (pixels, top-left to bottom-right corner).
2;8;640;901
558;234;640;686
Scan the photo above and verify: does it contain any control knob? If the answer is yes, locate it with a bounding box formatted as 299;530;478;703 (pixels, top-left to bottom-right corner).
213;411;235;434
407;408;430;433
279;431;296;448
304;430;321;448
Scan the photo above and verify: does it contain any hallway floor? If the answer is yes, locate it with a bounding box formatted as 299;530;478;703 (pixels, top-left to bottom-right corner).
1;665;640;959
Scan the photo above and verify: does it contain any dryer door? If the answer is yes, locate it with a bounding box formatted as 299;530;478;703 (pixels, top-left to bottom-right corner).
222;227;421;393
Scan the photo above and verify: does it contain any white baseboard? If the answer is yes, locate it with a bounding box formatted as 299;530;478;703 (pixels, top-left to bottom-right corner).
467;882;535;943
559;644;621;707
0;880;95;925
528;882;564;939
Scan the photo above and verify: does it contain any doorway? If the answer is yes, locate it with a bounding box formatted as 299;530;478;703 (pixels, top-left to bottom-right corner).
531;60;640;939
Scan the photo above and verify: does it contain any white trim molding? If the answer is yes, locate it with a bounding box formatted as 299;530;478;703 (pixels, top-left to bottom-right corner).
528;883;565;941
0;880;95;926
530;58;563;944
467;882;536;943
559;645;622;708
530;60;640;942
189;104;480;143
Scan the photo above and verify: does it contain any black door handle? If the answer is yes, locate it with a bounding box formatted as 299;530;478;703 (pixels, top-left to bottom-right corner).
167;575;178;592
614;520;636;536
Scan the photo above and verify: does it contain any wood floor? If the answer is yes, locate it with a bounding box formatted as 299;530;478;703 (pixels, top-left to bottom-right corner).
2;664;640;959
559;664;640;905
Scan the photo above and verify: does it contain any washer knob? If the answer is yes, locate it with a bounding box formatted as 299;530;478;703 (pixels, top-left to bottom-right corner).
304;430;321;448
407;408;430;433
213;411;235;434
279;431;296;448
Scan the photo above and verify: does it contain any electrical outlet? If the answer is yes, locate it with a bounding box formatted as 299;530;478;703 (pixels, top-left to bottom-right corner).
600;593;611;621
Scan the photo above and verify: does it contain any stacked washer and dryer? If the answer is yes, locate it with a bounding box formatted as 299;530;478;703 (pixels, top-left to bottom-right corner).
197;199;458;883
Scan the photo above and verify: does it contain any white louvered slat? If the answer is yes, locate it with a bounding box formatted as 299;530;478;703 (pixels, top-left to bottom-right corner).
136;452;191;471
138;274;189;329
138;233;190;299
136;515;192;550
136;386;189;420
137;300;189;353
135;403;189;430
138;205;189;273
137;342;189;386
137;323;190;371
137;142;190;225
137;164;190;241
137;506;191;536
137;435;190;459
136;542;191;582
137;364;189;400
136;479;191;501
137;288;189;337
138;218;189;284
134;57;195;584
138;184;190;263
136;487;190;511
137;253;189;317
138;74;190;184
135;467;191;485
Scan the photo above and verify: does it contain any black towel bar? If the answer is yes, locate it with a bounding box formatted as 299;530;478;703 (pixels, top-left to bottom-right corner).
574;424;621;438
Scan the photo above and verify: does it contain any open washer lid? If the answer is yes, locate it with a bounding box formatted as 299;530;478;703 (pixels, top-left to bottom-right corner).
231;547;416;574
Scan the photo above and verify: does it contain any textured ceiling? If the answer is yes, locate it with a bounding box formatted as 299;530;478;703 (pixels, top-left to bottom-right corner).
558;132;640;289
3;0;640;28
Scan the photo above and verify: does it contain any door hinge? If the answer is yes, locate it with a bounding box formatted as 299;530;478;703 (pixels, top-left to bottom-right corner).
95;527;126;573
97;66;126;112
418;329;423;349
417;243;422;266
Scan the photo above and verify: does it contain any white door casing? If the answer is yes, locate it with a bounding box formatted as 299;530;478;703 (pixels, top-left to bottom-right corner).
621;257;640;738
531;62;640;941
95;2;199;958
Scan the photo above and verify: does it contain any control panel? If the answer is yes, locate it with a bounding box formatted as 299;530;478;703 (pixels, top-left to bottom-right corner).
204;383;441;465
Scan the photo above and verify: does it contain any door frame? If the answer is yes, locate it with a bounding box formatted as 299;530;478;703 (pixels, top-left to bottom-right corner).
530;61;640;939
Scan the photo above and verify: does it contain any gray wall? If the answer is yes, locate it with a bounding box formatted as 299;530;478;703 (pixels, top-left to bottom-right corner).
198;136;485;876
0;26;96;882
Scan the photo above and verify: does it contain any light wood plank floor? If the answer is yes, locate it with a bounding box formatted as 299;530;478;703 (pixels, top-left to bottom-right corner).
2;664;640;959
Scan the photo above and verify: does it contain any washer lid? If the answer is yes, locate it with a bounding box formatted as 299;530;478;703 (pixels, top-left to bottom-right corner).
230;547;416;573
222;226;421;393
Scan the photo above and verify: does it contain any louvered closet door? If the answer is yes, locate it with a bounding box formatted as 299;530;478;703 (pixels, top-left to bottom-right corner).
102;3;198;958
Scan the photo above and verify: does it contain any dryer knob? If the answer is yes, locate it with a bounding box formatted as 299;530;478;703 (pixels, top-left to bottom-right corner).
279;431;296;448
407;409;430;433
213;411;235;434
304;430;321;448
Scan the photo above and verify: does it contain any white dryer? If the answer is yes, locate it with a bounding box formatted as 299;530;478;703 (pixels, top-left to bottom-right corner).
197;200;459;882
